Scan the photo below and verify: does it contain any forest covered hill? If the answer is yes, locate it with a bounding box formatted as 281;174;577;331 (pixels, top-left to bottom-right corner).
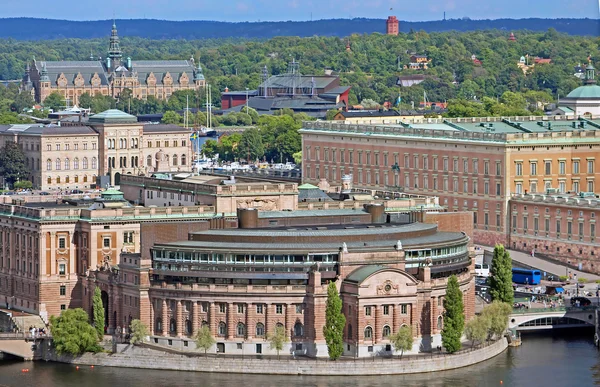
0;17;597;40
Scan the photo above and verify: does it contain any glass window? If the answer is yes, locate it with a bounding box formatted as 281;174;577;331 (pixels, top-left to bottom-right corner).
256;304;263;314
364;326;373;339
276;304;283;314
256;323;265;337
218;322;226;336
58;264;66;275
365;306;372;316
382;325;391;338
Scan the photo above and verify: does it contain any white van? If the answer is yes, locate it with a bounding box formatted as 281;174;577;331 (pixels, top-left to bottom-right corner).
475;263;490;277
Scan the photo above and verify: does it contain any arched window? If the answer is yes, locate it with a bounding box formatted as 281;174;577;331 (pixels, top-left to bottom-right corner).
348;324;353;340
65;175;70;184
46;159;52;171
47;176;51;184
123;139;127;149
201;320;209;328
437;316;443;330
73;158;79;169
172;154;178;166
237;323;245;337
131;156;135;168
83;175;88;183
218;322;227;336
256;323;265;337
92;157;97;169
55;158;61;170
64;158;70;170
181;154;187;166
74;175;79;183
156;318;162;332
147;155;153;166
185;320;192;335
276;322;284;330
382;325;391;338
82;158;88;169
169;318;176;333
293;322;304;337
364;326;373;339
56;176;61;183
119;139;123;149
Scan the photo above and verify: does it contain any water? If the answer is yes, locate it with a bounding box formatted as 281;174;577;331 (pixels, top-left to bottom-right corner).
0;329;597;387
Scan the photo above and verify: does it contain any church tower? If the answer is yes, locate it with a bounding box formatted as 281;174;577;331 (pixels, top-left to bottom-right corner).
107;21;123;72
193;61;206;87
39;62;51;102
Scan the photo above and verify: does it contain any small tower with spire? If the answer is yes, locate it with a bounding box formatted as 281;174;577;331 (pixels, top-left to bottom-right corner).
193;60;205;86
585;62;596;85
508;32;516;42
107;21;122;72
39;62;51;102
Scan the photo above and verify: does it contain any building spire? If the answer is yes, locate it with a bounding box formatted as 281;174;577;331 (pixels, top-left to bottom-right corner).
40;62;50;82
194;59;205;81
585;62;596;85
108;20;122;71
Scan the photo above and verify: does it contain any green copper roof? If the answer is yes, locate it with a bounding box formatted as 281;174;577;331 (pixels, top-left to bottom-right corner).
88;109;137;124
566;85;600;99
298;183;320;190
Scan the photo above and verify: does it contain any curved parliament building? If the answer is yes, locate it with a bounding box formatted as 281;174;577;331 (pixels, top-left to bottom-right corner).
86;205;475;358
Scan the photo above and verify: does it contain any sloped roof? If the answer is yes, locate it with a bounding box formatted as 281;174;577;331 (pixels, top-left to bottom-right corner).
298;183;319;189
142;124;188;133
565;85;600;99
130;60;196;86
34;60;109;86
89;109;138;124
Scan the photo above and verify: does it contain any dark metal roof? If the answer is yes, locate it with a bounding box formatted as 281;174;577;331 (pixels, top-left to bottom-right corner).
130;60;196;86
35;60;110;86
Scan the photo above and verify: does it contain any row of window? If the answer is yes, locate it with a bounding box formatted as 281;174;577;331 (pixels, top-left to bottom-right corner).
47;143;96;151
146;154;187;167
147;140;186;148
157;300;304;315
307;147;501;176
514;180;595;195
46;174;96;185
512;216;596;238
364;304;410;316
46;157;97;171
153;251;338;265
156;319;303;338
107;138;140;150
516;160;595;177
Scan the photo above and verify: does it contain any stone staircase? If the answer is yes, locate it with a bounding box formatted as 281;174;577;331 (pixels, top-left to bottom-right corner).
10;314;47;333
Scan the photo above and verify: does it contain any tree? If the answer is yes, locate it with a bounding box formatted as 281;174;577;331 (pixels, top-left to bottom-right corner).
323;281;346;360
129;319;149;344
268;324;286;359
441;275;465;354
43;92;66;111
390;325;414;358
464;315;488;347
92;287;105;340
161;111;181;125
194;325;215;356
10;92;34;113
0;142;28;186
78;93;93;109
292;151;302;165
489;244;514;304
49;308;102;356
480;301;512;340
237;128;264;161
13;180;32;190
325;109;339;120
201;139;219;159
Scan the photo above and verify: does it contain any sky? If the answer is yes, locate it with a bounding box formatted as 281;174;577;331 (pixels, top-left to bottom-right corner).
2;0;599;22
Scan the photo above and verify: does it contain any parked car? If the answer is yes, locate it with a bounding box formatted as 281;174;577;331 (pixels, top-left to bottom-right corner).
39;191;50;196
570;297;591;307
71;189;84;194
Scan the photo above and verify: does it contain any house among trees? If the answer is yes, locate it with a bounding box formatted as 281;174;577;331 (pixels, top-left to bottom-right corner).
220;60;350;118
404;55;430;70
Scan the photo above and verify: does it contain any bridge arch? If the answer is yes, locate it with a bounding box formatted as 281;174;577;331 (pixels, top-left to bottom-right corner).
510;310;595;330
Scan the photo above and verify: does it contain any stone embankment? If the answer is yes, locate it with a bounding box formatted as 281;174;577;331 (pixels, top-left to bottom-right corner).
42;338;508;376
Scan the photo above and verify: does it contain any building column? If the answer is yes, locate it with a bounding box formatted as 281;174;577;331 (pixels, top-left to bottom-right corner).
285;303;294;340
431;297;438;334
374;305;382;343
161;299;168;337
393;304;400;334
245;303;254;340
264;304;270;336
209;302;217;337
67;231;75;278
176;300;184;337
227;303;235;339
410;303;418;337
149;298;154;334
192;301;199;335
49;232;56;275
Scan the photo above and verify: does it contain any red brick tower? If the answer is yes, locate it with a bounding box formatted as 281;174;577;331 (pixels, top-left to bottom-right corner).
386;16;399;35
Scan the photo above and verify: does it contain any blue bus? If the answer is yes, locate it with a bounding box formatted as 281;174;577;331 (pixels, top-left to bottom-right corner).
512;268;542;285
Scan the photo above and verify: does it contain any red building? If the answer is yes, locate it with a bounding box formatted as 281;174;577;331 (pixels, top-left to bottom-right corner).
386;16;399;35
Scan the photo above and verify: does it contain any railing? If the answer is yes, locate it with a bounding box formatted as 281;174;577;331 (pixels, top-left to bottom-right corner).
511;305;596;315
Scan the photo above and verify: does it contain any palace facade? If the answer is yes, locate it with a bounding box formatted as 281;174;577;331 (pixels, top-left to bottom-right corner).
0;109;192;189
22;23;206;106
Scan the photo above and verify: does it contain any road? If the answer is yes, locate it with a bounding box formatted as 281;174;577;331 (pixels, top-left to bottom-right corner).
477;245;600;281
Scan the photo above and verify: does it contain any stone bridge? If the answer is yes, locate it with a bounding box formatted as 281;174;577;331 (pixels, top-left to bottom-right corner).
0;333;41;360
509;306;596;331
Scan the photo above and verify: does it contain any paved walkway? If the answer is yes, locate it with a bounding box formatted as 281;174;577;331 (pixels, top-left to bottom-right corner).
477;246;600;281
